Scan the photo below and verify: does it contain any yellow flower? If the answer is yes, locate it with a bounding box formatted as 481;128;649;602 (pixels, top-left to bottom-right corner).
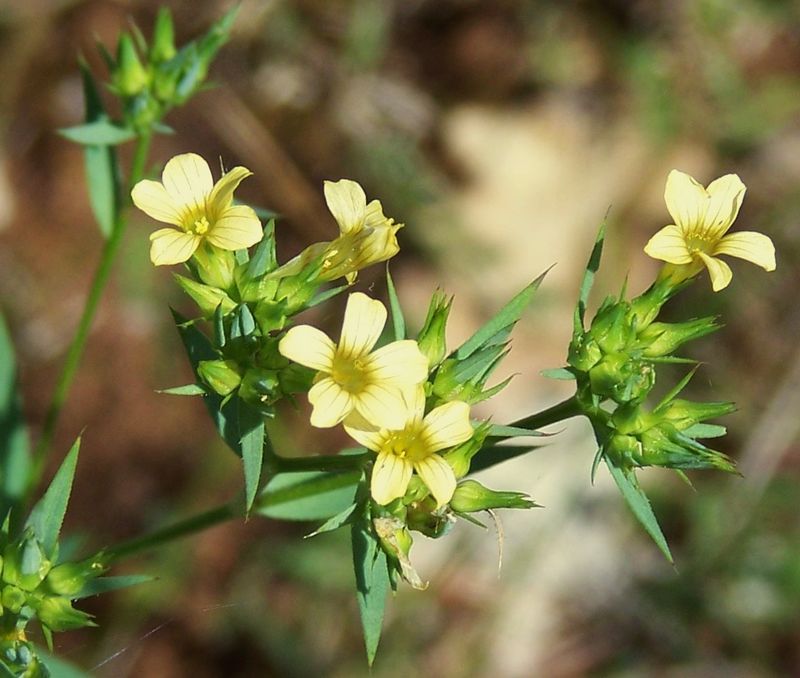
270;179;401;283
278;292;428;429
344;388;473;507
644;170;775;291
131;153;263;266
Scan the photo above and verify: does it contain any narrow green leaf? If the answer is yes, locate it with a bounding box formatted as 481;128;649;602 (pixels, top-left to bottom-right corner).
156;384;206;396
257;471;360;521
27;438;80;558
213;303;226;348
386;266;405;341
455;271;546;360
307;283;349;309
240;403;265;513
59;119;137;146
246;219;276;280
306;502;357;538
605;459;673;563
74;574;154;599
0;314;32;516
574;222;606;335
487;424;547;438
352;518;389;665
540;367;575;380
654;365;700;412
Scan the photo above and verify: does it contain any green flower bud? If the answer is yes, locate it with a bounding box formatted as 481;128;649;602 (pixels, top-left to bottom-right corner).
115;34;148;97
589;301;634;354
450;480;536;513
193;245;237;291
1;586;26;614
405;496;454;539
238;368;279;405
416;291;452;368
150;7;177;63
611;403;655;435
657;398;735;431
441;422;490;478
605;433;642;467
567;335;602;372
639;423;737;473
35;596;93;633
589;353;655;403
198;360;242;397
3;540;51;592
638;317;719;357
253;299;288;334
174;274;236;319
44;559;105;598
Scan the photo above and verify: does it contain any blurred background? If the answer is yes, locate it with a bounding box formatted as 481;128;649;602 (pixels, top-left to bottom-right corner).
1;0;799;675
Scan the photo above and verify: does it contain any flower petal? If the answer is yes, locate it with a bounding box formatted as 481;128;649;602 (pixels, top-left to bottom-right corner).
354;383;409;430
714;231;776;272
279;325;335;371
697;252;733;292
206;205;263;251
343;414;384;451
371;451;413;505
308;378;353;428
338;292;386;357
208;166;253;214
161;153;214;212
664;169;708;233
422;401;473;453
703;174;746;238
644;224;693;264
414;454;457;507
149;228;201;266
324;179;367;234
367;340;428;386
131;180;182;225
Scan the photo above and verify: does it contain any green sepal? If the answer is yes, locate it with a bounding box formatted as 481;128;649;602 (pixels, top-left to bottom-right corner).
74;574;154;599
0;314;32;519
487;424;546;438
156;384;207;396
26;438;80;559
351;508;390;666
682;423;727;439
540;367;575;380
256;471;360;521
385;266;406;341
244;219;277;281
305;503;358;538
605;456;673;563
574;221;606;337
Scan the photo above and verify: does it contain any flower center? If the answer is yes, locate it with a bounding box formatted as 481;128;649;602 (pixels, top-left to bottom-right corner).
382;428;430;463
685;231;715;256
192;216;211;235
331;353;369;393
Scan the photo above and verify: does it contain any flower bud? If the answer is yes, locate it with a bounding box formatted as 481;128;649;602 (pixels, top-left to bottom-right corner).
44;559;105;597
198;360;242;397
589;353;655;403
3;539;51;592
450;480;536;513
639;423;737;473
1;586;26;614
611;403;655;435
114;34;148;97
416;291;452;368
605;433;642;467
405;496;454;538
35;596;93;633
589;301;633;354
638;317;719;357
193;246;237;291
150;7;177;63
174;274;236;318
238;367;280;405
657;398;735;431
442;422;490;478
568;335;602;372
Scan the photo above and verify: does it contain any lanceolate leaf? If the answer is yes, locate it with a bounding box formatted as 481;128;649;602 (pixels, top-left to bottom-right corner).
257;471;360;521
605;458;673;563
352;516;390;666
306;502;357;538
574;222;606;336
0;314;32;517
75;574;154;599
27;438;80;558
455;270;547;360
59;119;137;146
385;266;405;341
240;402;265;514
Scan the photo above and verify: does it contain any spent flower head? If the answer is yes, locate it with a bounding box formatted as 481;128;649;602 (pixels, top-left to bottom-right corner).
344;387;474;507
645;170;776;291
131;153;263;266
278;292;428;429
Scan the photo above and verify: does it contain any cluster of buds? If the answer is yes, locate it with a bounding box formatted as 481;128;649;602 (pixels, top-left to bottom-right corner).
108;8;236;131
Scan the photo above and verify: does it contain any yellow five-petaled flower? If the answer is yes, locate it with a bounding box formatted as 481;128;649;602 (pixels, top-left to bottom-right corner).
131;153;263;266
344;387;473;507
644;170;775;291
278;292;428;429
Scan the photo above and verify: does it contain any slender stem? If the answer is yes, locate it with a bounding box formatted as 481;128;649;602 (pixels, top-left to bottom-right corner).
106;502;235;561
507;394;583;432
269;452;369;473
31;133;152;489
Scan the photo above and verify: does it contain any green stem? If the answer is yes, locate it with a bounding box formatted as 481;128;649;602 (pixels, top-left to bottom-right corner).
269;452;369;473
31;132;153;490
507;394;583;432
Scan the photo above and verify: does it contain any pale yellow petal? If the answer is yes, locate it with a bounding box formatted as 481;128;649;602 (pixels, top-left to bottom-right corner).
342;414;384;451
422;401;473;452
279;325;335;371
149;228;201;266
363;199;392;229
644;224;693;264
714;231;776;271
371;451;413;505
354;384;409;430
703;174;745;238
161;153;214;211
697;252;733;292
414;454;457;507
308;378;353;428
131;180;182;225
664;170;707;233
338;292;386;357
208;166;253;214
206;205;263;250
366;340;428;386
324;179;367;234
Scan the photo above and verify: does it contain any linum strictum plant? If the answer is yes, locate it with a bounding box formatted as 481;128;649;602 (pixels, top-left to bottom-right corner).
0;5;779;672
